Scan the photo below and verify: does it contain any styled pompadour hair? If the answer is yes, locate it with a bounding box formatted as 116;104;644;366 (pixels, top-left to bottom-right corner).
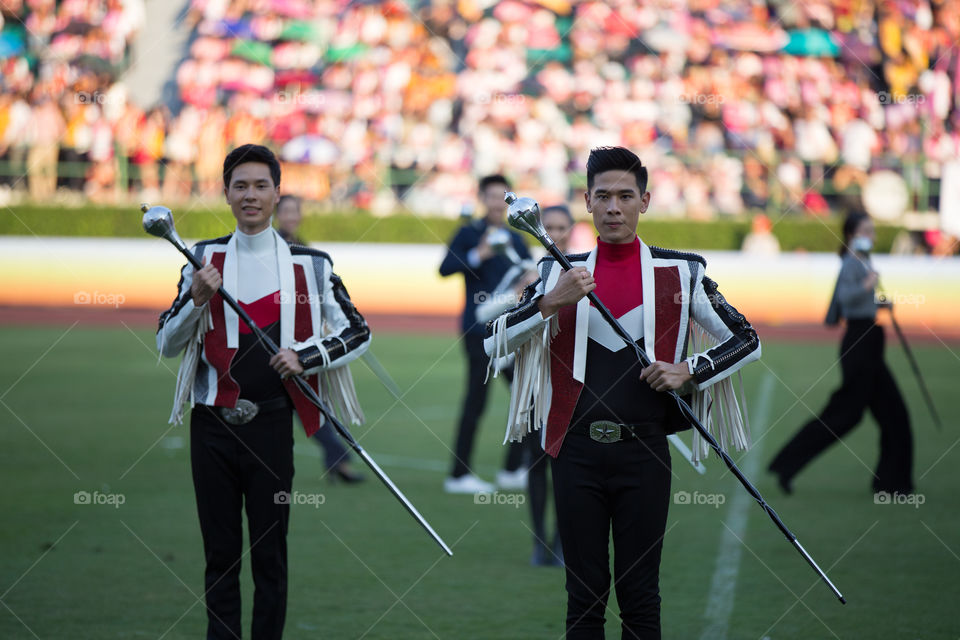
223;144;281;188
586;146;648;193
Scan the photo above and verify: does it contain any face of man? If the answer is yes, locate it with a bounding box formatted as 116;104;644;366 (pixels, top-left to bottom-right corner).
542;210;573;253
225;162;280;234
584;169;650;244
479;182;509;225
276;199;301;235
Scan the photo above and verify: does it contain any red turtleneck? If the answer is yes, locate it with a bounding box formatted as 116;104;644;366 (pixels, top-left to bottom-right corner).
592;237;642;318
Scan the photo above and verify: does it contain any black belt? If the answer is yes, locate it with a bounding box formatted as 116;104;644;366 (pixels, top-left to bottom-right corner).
208;396;291;425
569;420;665;443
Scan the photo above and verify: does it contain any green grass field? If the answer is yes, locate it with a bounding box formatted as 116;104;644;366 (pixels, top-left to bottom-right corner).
0;325;957;639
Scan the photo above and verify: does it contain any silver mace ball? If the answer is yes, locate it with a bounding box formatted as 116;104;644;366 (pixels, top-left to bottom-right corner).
504;191;550;243
141;203;187;251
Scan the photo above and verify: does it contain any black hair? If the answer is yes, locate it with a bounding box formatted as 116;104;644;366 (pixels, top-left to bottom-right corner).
586;146;647;193
542;203;574;225
223;144;281;189
277;194;300;210
478;174;511;193
840;212;870;256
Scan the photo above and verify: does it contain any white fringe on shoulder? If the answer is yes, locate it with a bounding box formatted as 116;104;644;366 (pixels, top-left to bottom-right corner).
688;322;752;462
168;307;213;425
487;314;560;444
317;341;365;426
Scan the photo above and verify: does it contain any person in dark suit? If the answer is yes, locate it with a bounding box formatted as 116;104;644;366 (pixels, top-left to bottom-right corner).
439;174;532;493
769;213;914;495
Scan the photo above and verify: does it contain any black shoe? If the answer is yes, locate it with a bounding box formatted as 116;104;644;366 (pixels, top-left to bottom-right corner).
328;463;365;484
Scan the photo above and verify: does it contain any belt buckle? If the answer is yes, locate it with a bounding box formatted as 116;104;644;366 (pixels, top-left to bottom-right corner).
220;399;259;425
589;420;621;444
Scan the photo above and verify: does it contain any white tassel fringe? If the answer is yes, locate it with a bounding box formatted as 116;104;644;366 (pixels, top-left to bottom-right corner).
169;307;212;425
487;314;559;444
317;343;365;425
689;322;752;462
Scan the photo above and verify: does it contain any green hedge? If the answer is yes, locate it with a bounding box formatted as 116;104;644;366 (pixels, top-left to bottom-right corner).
0;205;901;252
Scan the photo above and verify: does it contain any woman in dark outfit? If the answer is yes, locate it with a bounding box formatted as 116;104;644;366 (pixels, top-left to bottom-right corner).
769;213;914;495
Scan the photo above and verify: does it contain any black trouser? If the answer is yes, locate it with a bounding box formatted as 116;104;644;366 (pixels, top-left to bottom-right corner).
191;404;294;640
769;320;913;493
450;332;524;478
527;434;557;547
312;422;350;471
552;432;672;640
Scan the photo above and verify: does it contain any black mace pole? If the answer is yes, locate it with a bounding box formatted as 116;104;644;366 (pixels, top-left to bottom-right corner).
877;295;942;430
504;192;845;604
143;204;453;556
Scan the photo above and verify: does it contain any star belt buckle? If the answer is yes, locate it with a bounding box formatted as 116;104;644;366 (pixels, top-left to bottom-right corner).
220;399;259;425
589;420;621;444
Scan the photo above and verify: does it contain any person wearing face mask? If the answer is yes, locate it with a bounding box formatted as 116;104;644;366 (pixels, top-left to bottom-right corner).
768;213;914;496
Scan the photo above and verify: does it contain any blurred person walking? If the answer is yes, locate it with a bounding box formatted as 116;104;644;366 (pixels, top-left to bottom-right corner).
768;213;914;496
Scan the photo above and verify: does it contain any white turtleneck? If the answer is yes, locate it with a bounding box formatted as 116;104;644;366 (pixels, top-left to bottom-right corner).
235;226;280;303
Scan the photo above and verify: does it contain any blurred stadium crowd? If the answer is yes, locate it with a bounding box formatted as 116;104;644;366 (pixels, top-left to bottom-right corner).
0;0;958;221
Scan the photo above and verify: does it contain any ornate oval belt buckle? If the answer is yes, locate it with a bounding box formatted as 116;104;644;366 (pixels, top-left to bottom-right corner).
220;399;259;425
589;420;621;443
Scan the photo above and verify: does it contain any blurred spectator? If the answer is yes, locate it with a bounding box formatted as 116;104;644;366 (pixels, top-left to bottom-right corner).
0;0;957;220
741;213;782;255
